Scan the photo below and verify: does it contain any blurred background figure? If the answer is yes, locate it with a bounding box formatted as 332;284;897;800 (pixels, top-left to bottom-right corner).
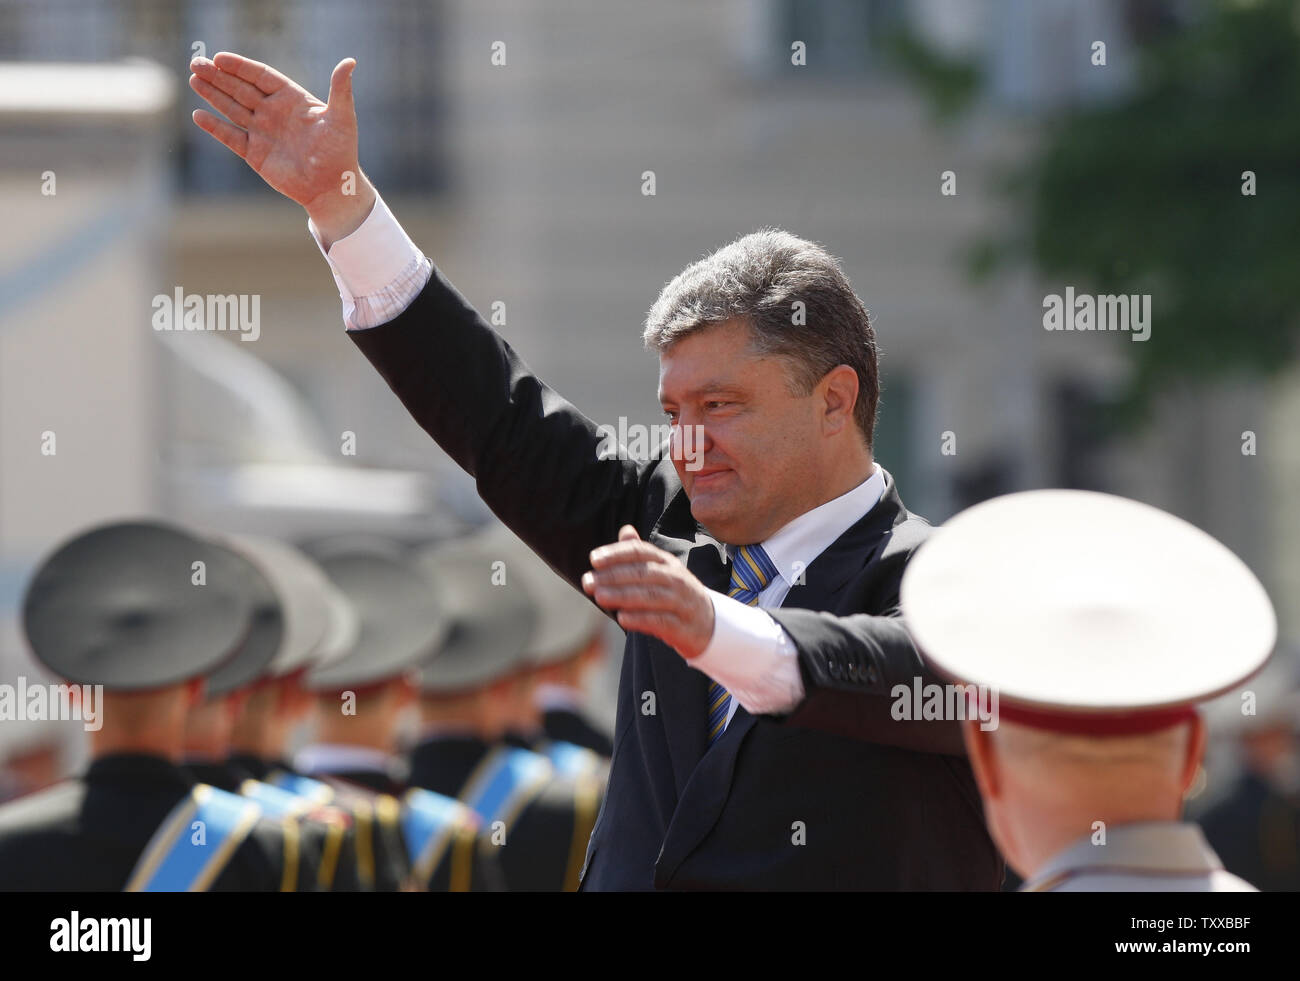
479;524;614;761
225;543;355;790
1196;651;1300;892
409;536;600;890
483;530;613;758
297;538;504;891
183;533;364;891
0;521;305;891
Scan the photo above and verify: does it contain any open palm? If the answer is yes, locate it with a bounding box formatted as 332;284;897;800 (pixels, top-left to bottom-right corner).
189;53;359;211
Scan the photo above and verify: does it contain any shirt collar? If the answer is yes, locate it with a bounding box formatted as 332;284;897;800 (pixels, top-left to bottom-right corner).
725;463;885;590
1021;821;1224;891
293;743;396;776
534;683;586;713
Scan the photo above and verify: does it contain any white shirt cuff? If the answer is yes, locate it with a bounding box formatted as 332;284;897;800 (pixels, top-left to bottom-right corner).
307;193;432;330
692;592;805;716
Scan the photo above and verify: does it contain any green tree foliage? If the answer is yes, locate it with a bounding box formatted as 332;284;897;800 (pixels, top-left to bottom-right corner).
908;1;1300;420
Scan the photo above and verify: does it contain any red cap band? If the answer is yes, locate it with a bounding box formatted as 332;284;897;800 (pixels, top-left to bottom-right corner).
997;701;1198;736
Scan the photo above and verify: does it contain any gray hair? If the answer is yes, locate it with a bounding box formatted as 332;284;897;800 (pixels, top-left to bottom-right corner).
642;228;878;445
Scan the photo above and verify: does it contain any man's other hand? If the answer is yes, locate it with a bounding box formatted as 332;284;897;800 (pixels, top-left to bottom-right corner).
189;52;376;248
583;526;717;659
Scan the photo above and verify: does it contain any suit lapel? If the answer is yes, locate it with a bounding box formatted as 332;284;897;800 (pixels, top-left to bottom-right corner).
779;470;905;613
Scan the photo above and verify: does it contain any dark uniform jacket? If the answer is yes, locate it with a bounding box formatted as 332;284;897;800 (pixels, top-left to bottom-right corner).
347;265;1002;891
0;753;306;891
543;708;614;757
408;735;598;891
313;766;505;892
187;759;363;892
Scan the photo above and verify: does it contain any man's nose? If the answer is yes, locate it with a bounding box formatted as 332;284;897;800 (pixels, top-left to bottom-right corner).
671;419;711;465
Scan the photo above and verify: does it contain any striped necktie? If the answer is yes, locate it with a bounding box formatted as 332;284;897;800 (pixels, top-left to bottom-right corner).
706;542;778;747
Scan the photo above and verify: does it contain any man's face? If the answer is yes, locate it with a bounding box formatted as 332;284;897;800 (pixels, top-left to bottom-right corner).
657;319;826;545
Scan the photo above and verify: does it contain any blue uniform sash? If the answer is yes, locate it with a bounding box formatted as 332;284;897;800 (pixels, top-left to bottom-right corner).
401;787;479;887
239;779;314;819
259;771;351;890
125;784;262;892
541;740;605;779
264;769;335;805
460;747;553;827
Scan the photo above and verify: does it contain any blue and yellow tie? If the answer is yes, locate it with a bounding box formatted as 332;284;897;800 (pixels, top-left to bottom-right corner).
706;543;778;747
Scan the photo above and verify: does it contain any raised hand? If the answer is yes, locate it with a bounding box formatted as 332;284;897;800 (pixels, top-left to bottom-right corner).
189;52;375;247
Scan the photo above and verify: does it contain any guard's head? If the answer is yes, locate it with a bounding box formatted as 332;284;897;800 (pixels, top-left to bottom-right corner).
303;538;444;749
220;535;353;759
412;535;538;741
644;228;877;544
21;520;253;758
964;715;1206;881
901;489;1277;882
475;524;608;699
184;536;287;759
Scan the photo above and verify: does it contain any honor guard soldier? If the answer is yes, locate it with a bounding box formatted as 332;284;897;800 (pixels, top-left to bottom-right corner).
901;490;1275;892
224;536;353;787
182;534;363;891
409;537;602;890
210;535;407;889
0;520;312;890
295;540;504;892
478;525;612;776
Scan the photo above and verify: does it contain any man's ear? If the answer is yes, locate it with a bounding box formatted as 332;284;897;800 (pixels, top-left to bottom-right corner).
963;721;1002;801
1179;715;1207;795
818;364;859;435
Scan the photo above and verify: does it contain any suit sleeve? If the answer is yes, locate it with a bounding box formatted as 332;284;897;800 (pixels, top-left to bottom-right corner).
346;266;655;587
765;610;962;754
766;543;967;756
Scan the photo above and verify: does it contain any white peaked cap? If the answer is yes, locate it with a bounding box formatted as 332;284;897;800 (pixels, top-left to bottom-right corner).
900;490;1277;726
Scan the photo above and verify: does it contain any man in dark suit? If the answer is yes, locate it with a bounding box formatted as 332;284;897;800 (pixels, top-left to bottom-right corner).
188;50;1001;890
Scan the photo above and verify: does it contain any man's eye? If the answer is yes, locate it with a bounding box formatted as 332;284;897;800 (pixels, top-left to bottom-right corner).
704;401;728;411
664;410;678;422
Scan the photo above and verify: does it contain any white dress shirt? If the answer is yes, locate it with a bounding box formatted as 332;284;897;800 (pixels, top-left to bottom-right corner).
308;197;887;729
693;464;885;728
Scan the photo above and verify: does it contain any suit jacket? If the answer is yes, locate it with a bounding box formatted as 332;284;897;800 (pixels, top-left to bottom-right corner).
348;266;1002;890
408;735;599;891
543;708;614;757
0;754;304;891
